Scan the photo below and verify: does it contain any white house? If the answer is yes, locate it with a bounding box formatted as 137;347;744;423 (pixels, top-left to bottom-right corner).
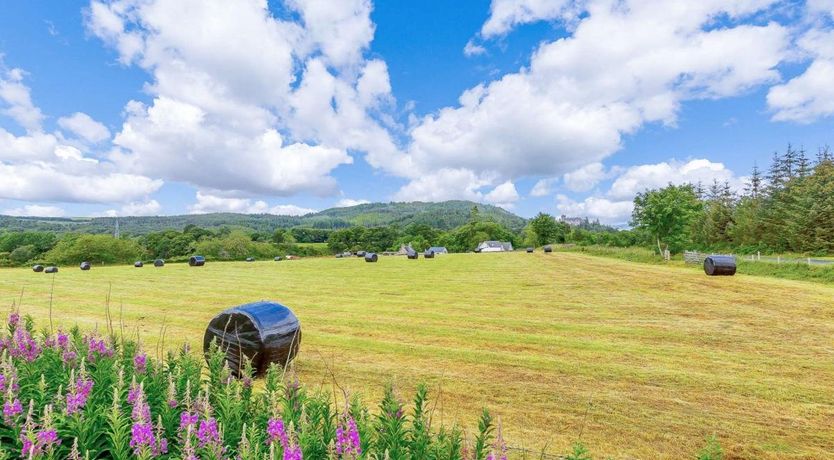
475;241;513;252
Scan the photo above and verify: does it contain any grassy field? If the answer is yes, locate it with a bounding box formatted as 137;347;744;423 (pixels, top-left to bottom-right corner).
1;252;833;458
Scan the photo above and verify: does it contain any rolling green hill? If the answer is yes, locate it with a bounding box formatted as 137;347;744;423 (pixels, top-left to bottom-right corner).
0;200;526;235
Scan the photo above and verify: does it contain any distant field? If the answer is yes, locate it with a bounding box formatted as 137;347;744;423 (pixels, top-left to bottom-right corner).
1;252;833;458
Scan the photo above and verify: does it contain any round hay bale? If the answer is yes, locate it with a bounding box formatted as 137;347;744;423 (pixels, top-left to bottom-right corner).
246;257;255;262
274;256;282;261
32;265;44;273
424;250;435;258
526;247;534;253
44;266;58;274
80;261;91;271
356;250;366;257
543;245;553;253
335;253;343;258
704;255;736;276
154;259;165;267
134;261;144;268
407;250;418;260
364;252;378;262
203;301;301;376
189;255;206;267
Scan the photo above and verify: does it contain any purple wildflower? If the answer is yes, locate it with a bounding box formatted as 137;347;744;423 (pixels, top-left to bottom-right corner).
179;411;199;432
129;384;168;457
62;350;78;364
196;417;220;448
134;353;147;374
10;326;41;362
3;398;21;424
266;418;303;460
8;312;19;328
84;336;114;361
65;371;93;416
335;415;362;458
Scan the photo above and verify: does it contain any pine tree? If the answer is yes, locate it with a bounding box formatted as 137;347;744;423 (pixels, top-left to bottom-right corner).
797;147;811;178
745;163;763;198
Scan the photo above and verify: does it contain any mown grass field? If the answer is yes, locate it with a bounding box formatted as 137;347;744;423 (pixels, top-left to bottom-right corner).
1;252;833;459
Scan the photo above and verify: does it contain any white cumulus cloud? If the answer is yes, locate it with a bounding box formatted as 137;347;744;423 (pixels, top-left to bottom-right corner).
2;204;66;217
58;112;111;143
189;192;316;216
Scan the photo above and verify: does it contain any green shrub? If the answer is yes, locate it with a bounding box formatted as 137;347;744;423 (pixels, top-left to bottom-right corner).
42;234;144;265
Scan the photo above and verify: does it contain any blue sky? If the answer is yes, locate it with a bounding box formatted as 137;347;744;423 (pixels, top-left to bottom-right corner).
0;0;832;223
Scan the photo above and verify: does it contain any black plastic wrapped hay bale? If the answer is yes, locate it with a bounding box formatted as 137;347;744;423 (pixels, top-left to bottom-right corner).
543;245;553;253
80;261;91;271
356;251;366;257
406;249;418;260
274;256;282;261
154;259;165;267
424;250;435;258
364;252;378;262
189;255;206;267
44;266;58;274
134;261;144;268
335;253;343;258
704;255;736;276
203;301;301;376
526;247;534;253
32;265;44;273
246;257;255;262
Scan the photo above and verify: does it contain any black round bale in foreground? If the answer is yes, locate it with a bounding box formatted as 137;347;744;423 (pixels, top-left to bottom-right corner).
44;266;58;274
364;252;378;262
80;261;91;271
189;255;206;267
32;265;44;273
704;255;736;276
526;247;534;253
203;301;301;376
424;250;435;258
134;261;144;268
543;245;553;253
154;259;165;267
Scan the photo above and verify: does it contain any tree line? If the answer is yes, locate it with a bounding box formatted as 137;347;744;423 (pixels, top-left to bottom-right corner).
632;145;834;255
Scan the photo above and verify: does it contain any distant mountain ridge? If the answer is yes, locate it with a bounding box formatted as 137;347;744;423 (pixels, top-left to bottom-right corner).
0;201;527;235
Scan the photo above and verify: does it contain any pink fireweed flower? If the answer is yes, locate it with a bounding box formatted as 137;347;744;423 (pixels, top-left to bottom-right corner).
8;312;19;328
3;398;21;424
133;353;147;374
179;411;199;432
84;336;114;361
65;372;93;416
196;417;220;448
266;418;288;447
20;403;61;457
486;419;508;460
129;384;168;457
10;326;41;362
335;415;361;458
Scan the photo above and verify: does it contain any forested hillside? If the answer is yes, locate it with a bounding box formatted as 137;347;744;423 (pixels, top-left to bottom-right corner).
0;201;526;235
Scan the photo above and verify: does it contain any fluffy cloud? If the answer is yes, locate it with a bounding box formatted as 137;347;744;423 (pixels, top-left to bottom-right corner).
463;40;487;57
557;158;744;224
607;159;742;200
557;195;634;224
562;162;614;193
480;0;573;38
189;191;316;216
87;0;401;197
0;68;44;131
768;5;834;122
0;68;163;204
530;178;557;197
2;204;66;217
335;198;370;207
58;112;111;143
398;0;787;202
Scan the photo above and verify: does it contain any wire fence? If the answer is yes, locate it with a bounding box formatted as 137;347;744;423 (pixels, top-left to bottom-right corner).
683;251;834;266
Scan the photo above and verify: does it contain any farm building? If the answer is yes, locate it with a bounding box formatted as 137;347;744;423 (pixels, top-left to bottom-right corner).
428;246;448;254
475;241;513;252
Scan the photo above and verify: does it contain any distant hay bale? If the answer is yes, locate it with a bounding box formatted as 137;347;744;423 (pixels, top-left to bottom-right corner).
44;266;58;274
203;301;301;376
424;250;435;259
189;255;206;267
526;247;534;253
543;245;553;253
356;251;366;257
80;261;91;271
32;265;44;273
154;259;165;267
704;255;736;276
246;257;255;262
364;252;378;263
407;249;418;260
274;256;282;261
335;253;343;258
134;261;144;268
